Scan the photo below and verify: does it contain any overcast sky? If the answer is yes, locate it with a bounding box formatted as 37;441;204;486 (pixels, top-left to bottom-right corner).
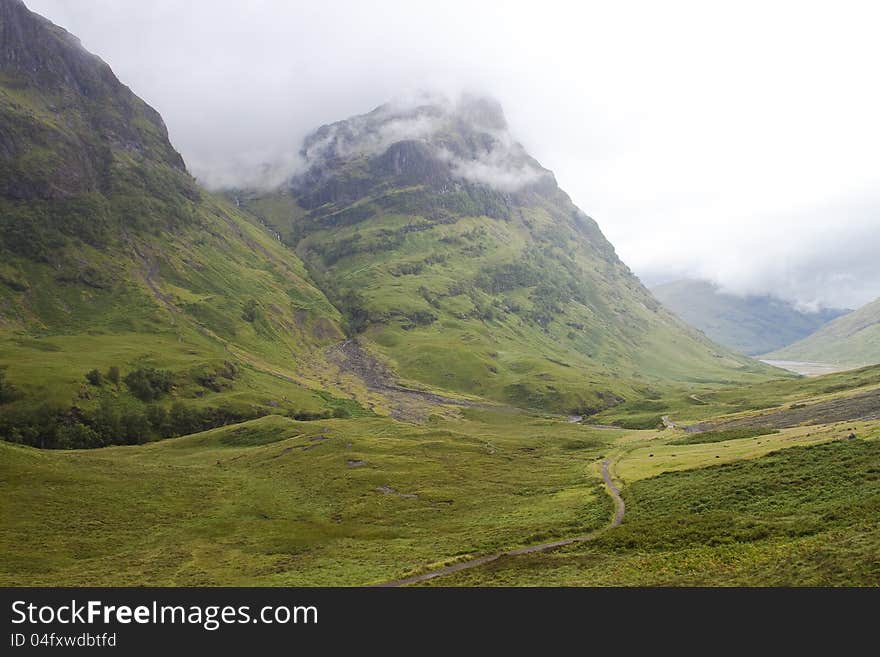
27;0;880;309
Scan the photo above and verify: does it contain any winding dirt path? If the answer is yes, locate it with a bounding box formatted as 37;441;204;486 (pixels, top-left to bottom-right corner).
603;458;625;527
376;458;625;587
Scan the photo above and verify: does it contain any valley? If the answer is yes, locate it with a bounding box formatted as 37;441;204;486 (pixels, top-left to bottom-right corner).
3;364;879;586
760;360;847;377
1;0;878;590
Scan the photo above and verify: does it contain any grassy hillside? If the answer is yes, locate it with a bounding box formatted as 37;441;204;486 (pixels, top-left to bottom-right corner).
652;279;847;356
0;0;357;449
238;100;779;415
0;192;364;447
0;411;621;585
764;297;880;367
429;435;880;586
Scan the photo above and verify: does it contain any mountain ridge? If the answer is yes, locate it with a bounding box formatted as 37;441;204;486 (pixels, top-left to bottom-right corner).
0;0;356;448
652;278;849;356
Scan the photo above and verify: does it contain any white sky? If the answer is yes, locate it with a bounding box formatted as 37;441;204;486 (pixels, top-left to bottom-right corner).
26;0;880;309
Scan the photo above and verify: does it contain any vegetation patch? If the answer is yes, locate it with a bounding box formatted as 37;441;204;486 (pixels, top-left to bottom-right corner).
671;427;779;445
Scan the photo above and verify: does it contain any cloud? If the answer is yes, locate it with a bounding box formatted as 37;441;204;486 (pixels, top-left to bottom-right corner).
189;148;304;191
447;154;545;192
297;92;550;192
302;111;444;162
633;190;880;310
439;131;547;193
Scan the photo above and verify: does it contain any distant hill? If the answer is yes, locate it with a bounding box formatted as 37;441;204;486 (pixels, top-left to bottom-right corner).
651;279;848;356
763;297;880;367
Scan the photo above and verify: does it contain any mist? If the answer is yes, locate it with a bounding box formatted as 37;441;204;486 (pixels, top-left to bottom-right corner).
25;0;880;309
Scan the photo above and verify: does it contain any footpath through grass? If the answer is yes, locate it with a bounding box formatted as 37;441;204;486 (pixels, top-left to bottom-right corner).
428;431;880;585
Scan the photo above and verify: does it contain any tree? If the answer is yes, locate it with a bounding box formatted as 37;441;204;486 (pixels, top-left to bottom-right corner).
339;290;370;334
242;299;259;323
121;411;151;445
56;423;101;449
92;397;122;442
146;405;172;438
106;366;120;387
124;367;173;402
0;370;20;404
170;401;199;436
85;368;104;386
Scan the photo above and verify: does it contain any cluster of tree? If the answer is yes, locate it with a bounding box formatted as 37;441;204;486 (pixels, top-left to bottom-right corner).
0;370;22;404
318;230;406;268
85;366;119;387
401;310;437;328
289;408;350;421
0;195;110;261
0;399;264;450
2;360;349;449
193;361;238;392
86;365;173;402
336;289;372;334
476;261;543;294
471;245;599;329
389;253;447;277
241;299;260;323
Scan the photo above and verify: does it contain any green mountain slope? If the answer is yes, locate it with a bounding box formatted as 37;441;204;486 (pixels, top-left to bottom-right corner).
764;297;880;367
651;279;848;355
0;0;351;448
238;97;778;414
0;0;779;453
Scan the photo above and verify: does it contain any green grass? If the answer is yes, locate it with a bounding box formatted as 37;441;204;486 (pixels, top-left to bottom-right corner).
3;349;880;586
593;363;880;429
670;427;779;445
0;413;621;585
3;39;877;589
425;433;880;586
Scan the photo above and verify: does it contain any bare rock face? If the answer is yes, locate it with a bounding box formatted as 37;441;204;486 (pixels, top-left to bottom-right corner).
286;93;559;225
375;139;449;183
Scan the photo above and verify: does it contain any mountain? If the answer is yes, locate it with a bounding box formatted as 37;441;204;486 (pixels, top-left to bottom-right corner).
0;0;778;454
236;95;777;414
7;0;879;590
0;0;353;448
651;279;849;356
763;297;880;367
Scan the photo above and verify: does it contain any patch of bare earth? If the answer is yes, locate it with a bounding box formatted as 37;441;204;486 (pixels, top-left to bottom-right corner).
325;338;484;422
687;388;880;433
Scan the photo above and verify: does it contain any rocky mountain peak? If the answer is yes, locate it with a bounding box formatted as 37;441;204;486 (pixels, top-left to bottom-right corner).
293;93;553;197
